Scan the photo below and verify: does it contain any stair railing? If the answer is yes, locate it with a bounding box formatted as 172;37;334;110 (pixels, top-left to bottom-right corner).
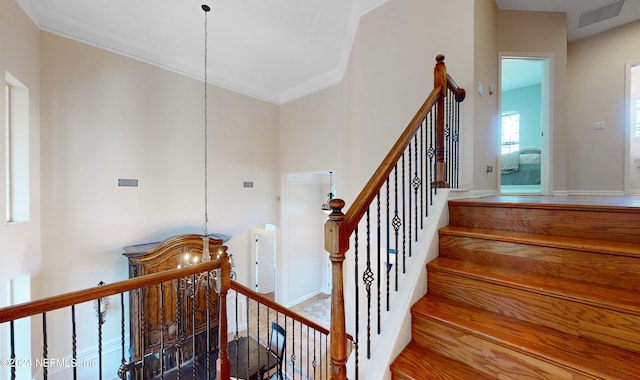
324;54;465;379
229;281;354;379
0;249;231;380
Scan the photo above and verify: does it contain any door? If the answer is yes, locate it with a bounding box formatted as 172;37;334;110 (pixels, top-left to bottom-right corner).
255;232;275;294
499;54;551;195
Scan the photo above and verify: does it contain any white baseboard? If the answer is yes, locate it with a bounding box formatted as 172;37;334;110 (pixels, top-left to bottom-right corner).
33;338;123;380
285;289;323;308
555;190;626;196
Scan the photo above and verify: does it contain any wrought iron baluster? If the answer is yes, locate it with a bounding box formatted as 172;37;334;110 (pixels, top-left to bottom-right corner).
191;274;197;380
175;281;181;380
159;284;165;379
401;153;406;275
118;294;126;380
311;328;316;379
421;120;426;222
408;144;413;257
454;96;461;188
447;89;453;185
392;165;401;292
233;294;240;377
71;305;77;380
291;318;296;379
376;194;381;335
353;226;359;379
363;209;373;359
353;226;364;376
428;110;435;201
246;297;250;378
9;320;15;380
386;180;390;312
42;312;48;380
256;301;261;375
97;295;103;380
205;271;211;380
412;134;421;243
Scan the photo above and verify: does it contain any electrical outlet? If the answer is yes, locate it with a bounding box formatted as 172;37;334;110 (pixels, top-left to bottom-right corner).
486;165;493;173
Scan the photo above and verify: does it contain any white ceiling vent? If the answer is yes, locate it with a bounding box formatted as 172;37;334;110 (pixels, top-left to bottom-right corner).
578;0;625;28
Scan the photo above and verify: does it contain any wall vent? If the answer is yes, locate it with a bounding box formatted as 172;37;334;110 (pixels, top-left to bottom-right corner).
118;178;139;187
578;0;625;28
242;181;254;189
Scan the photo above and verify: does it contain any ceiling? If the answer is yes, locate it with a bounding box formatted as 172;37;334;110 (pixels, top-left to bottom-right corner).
16;0;640;104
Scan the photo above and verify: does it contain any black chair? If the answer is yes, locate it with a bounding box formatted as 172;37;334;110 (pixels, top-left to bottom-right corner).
261;322;286;379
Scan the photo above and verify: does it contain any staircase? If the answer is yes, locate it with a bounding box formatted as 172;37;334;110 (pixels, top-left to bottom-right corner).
390;196;640;379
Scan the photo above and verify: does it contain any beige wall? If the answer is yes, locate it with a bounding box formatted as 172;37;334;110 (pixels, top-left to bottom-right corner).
39;31;279;369
0;0;41;288
279;0;476;202
567;20;640;192
473;0;499;191
498;10;568;191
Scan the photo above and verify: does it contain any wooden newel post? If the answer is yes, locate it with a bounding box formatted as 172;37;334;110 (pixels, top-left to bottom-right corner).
324;198;348;380
434;54;449;188
216;246;231;380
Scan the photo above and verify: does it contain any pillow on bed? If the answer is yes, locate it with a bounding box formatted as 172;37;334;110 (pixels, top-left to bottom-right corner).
519;147;541;155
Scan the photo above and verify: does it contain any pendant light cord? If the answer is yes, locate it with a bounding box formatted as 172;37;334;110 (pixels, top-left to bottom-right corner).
202;4;210;237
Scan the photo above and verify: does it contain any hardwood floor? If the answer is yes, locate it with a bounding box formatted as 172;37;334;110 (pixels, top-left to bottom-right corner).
391;195;640;379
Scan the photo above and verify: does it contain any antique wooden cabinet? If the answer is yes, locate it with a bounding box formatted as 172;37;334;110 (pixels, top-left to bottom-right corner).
123;234;223;377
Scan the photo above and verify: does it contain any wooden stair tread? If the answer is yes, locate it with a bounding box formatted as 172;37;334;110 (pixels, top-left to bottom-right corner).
439;225;640;258
429;257;640;315
413;295;640;379
390;340;494;380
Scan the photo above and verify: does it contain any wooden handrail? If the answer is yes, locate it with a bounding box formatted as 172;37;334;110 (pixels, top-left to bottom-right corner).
0;260;223;323
340;87;441;242
324;54;465;379
231;281;333;337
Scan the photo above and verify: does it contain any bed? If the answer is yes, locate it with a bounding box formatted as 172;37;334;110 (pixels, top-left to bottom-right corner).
500;147;541;185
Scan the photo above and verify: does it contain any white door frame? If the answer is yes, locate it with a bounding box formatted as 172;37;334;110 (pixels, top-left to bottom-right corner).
624;61;640;194
499;52;554;195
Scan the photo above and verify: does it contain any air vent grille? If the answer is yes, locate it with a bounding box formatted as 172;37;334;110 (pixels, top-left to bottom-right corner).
578;0;625;28
118;178;139;187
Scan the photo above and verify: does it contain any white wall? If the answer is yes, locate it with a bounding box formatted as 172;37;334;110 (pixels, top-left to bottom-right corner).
0;0;41;291
283;179;326;305
38;31;279;374
497;10;568;192
473;0;499;192
567;19;640;193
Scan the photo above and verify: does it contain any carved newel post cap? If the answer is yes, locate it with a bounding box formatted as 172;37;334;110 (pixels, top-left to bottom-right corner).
436;54;445;63
328;199;346;221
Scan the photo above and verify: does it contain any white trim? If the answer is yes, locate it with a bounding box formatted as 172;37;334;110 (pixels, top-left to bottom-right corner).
554;190;625;196
285;289;323;309
34;338;122;380
498;52;554;196
624;61;640;194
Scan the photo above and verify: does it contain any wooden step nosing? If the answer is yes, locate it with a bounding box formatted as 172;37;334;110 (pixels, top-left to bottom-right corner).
428;261;640;316
439;226;640;258
448;199;640;214
413;298;638;379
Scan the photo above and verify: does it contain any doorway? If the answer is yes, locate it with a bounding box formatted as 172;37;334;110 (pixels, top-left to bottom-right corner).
626;62;640;193
252;225;277;298
499;55;551;195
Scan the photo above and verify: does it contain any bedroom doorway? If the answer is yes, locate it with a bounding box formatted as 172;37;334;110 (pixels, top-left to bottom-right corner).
499;55;551;195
